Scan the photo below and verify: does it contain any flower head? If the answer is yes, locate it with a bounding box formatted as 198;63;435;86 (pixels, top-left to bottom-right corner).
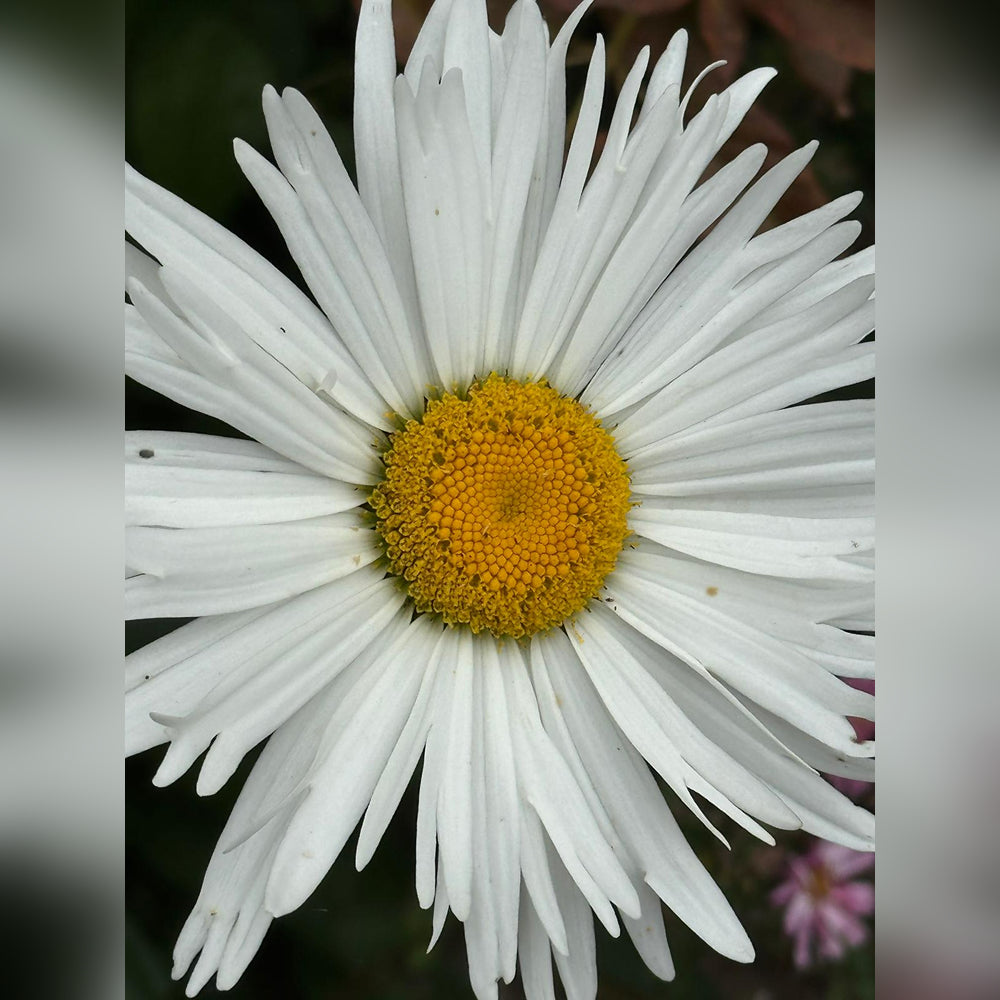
770;839;875;968
125;0;874;995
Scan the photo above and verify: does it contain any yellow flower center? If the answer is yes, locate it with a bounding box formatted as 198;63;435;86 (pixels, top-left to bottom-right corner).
371;374;631;638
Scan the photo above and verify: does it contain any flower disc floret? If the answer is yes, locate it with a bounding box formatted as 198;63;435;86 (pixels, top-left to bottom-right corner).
371;374;631;637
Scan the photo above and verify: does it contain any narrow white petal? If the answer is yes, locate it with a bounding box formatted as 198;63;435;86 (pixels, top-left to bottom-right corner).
149;574;406;791
518;887;557;1000
585;142;862;414
395;71;488;388
127;279;384;482
355;620;447;869
124;431;303;473
126;164;388;429
574;605;799;834
354;0;420;316
627;400;874;496
590;214;861;418
549;851;598;1000
171;690;329;994
126;604;273;756
758;706;875;783
482;643;522;980
480;0;547;371
648;653;874;849
629;504;874;581
511;34;605;376
463;661;502;1000
611;279;874;448
537;629;754;962
125;514;381;619
127;463;363;528
437;629;476;920
415;631;459;909
518;808;569;955
622;881;675;982
282;86;428;375
263;616;430;917
442;0;493;171
510;645;640;929
642;30;686;113
506;0;593;337
429;856;451;950
570;614;737;845
235;124;423;418
608;547;872;754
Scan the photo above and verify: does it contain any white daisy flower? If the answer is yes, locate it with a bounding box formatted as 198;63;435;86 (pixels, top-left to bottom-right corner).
125;0;875;996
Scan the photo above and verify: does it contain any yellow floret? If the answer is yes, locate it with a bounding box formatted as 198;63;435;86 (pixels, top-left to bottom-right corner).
370;374;631;638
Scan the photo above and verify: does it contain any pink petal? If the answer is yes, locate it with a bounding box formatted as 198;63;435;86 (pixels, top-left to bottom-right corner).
793;927;814;969
817;842;875;880
830;881;875;916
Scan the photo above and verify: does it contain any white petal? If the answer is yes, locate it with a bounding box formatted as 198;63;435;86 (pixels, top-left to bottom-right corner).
262;615;431;916
585;144;864;414
510;644;640;929
517;888;557;1000
171;690;330;994
482;642;522;981
611;279;874;449
125;514;381;619
505;0;593;340
235;109;426;417
437;629;476;920
124;431;303;473
510;33;606;377
463;661;501;1000
560;141;766;396
480;0;547;372
628;400;874;497
629;504;874;581
608;545;872;753
549;854;598;1000
355;620;447;869
394;70;488;388
758;706;875;783
353;0;421;318
647;653;874;849
127;461;363;528
126;603;274;756
148;574;406;793
126;164;388;429
536;629;754;962
127;278;384;482
574;604;800;834
570;614;740;846
621;881;675;982
442;0;493;172
518;807;569;955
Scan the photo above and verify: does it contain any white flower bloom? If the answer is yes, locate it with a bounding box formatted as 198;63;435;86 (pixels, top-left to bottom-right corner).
125;0;875;996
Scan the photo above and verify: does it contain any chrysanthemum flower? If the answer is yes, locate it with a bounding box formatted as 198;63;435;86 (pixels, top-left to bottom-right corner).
125;0;875;995
770;840;875;968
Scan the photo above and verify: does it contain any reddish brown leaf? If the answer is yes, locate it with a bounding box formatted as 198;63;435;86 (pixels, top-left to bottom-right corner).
543;0;691;15
697;0;748;84
744;0;875;71
787;42;856;117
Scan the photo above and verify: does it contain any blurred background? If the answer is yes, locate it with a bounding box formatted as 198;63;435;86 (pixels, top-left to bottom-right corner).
124;0;874;997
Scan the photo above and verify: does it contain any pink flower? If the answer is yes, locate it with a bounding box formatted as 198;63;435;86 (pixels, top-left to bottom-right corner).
770;840;875;969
